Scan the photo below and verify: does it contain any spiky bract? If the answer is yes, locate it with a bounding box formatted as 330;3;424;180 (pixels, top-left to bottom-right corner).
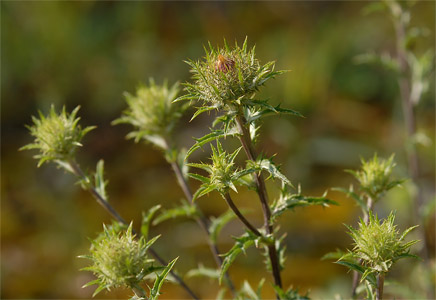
113;79;186;148
21;105;95;167
180;38;285;111
346;211;419;277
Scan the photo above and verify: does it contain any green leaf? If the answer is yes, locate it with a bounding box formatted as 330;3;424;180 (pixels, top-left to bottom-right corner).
209;210;238;243
219;232;259;284
149;257;178;300
94;160;108;202
190;105;219;121
272;285;310;300
152;200;198;225
335;261;377;287
252;158;292;187
185;128;238;159
141;205;161;240
321;248;348;261
185;264;220;280
272;191;338;220
332;187;367;211
187;173;210;184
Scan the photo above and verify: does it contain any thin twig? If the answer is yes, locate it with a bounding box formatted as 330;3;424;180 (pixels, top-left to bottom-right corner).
235;114;283;293
68;160;200;300
223;193;262;237
376;273;385;300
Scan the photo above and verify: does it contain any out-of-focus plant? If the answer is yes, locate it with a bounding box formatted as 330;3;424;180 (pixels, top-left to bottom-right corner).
337;211;419;300
355;0;434;261
326;154;412;298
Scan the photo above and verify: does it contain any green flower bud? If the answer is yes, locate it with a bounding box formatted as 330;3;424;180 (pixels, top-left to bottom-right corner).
113;79;186;149
81;223;160;296
346;211;419;276
348;154;403;200
21;105;95;167
181;38;285;110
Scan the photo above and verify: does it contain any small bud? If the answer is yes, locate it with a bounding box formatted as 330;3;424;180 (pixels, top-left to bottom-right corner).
21;105;95;167
113;79;185;149
345;211;419;276
348;154;402;200
80;223;159;296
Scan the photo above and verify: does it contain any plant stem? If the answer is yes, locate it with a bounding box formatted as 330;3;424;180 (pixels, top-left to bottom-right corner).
67;160;200;300
351;196;374;297
376;273;385;300
223;192;262;237
390;1;429;261
169;159;236;295
235;114;283;293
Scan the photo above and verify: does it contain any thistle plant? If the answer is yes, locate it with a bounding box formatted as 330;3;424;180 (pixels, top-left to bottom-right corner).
355;0;434;263
81;223;177;299
21;37;424;300
330;154;405;297
21;106;199;299
337;211;419;300
179;38;334;299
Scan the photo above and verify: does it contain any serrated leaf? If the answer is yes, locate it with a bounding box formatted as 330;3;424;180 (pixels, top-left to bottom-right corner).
185;128;238;159
332;187;367;211
272;193;338;220
253;158;292;187
149;257;178;300
141;205;161;240
152;200;198;225
185;265;220;280
219;232;259;284
335;261;377;287
321;249;348;261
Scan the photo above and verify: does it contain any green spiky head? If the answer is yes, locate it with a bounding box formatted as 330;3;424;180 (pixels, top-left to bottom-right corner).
180;38;285;110
21;105;95;167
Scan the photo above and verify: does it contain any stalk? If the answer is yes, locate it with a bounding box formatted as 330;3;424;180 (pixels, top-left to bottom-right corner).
235;114;283;292
168;157;236;295
391;5;429;260
68;160;200;300
223;193;262;237
376;273;385;300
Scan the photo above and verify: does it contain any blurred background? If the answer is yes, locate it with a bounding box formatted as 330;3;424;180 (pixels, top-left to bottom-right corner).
1;1;434;299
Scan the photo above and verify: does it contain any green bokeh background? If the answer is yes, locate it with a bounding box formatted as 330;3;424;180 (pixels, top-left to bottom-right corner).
1;1;434;299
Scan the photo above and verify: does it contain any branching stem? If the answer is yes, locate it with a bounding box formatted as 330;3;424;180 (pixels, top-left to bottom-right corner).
67;160;200;300
235;114;283;293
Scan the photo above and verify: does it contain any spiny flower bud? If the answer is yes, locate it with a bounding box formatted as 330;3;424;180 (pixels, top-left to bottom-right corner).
113;79;186;149
345;211;419;277
21;105;95;167
80;223;159;296
180;38;285;110
348;154;403;200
